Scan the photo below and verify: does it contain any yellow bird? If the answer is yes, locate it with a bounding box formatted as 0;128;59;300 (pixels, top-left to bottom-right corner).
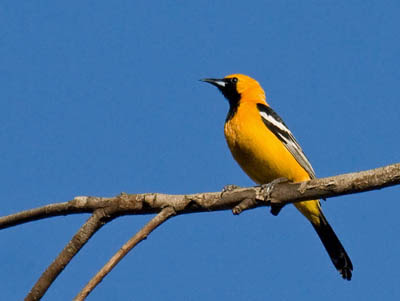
202;74;353;280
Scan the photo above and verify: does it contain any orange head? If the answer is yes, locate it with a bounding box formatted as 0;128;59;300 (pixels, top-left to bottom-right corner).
201;74;267;107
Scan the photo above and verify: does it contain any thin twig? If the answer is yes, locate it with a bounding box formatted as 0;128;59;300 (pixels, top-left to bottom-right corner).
74;206;176;301
0;202;89;230
0;196;119;230
25;208;119;301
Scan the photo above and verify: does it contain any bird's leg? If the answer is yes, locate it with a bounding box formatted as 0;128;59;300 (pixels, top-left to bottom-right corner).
221;184;245;214
261;177;290;216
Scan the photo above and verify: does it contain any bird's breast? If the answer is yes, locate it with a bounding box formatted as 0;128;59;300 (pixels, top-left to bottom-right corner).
224;102;309;184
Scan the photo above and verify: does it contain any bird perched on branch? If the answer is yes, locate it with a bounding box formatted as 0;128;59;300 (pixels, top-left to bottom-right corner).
201;74;353;280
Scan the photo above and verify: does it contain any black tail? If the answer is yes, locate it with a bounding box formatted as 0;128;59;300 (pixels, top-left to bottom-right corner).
311;213;353;280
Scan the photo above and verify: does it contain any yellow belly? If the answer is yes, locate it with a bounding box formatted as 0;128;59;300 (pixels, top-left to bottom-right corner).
224;102;321;224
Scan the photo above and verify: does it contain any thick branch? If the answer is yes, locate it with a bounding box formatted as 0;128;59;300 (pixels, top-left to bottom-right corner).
269;162;400;204
74;207;176;301
1;163;399;232
25;208;118;301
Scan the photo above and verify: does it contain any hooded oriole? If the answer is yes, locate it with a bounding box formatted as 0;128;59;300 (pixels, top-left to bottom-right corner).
202;74;353;280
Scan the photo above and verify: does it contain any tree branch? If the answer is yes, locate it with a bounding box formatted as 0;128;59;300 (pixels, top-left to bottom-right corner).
269;162;400;205
2;163;399;232
1;163;398;300
74;206;176;301
0;201;90;230
24;207;119;301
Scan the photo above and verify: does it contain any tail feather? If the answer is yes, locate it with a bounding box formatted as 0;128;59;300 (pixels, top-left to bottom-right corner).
311;213;353;280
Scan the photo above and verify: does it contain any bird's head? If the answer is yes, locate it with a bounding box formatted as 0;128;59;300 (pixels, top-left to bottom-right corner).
201;74;266;106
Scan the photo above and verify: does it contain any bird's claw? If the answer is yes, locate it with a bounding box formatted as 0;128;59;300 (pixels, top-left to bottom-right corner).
221;184;241;205
261;177;290;216
222;184;241;194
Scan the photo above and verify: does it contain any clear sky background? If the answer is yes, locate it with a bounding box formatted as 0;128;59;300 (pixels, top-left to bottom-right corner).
1;1;400;300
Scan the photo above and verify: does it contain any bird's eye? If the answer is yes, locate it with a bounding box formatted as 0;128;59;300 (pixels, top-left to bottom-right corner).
232;77;238;83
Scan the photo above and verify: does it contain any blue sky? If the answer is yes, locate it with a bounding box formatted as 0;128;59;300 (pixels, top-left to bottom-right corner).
1;1;400;300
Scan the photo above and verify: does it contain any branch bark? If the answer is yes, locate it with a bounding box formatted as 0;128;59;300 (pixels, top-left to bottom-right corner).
269;162;400;205
2;163;399;231
0;201;92;230
0;162;398;300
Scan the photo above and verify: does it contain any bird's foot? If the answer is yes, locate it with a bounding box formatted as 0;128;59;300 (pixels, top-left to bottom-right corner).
261;178;290;216
220;184;258;215
222;184;241;194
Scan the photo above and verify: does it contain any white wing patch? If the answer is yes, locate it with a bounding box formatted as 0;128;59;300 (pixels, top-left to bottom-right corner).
257;104;316;178
259;111;289;134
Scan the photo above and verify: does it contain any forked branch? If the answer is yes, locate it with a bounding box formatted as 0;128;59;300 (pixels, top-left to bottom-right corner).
74;206;176;300
25;207;119;301
0;163;397;300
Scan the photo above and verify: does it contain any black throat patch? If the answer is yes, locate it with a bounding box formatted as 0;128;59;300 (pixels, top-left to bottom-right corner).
218;79;241;122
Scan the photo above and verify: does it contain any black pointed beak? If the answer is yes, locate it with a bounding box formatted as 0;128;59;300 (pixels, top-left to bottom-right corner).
200;78;227;88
